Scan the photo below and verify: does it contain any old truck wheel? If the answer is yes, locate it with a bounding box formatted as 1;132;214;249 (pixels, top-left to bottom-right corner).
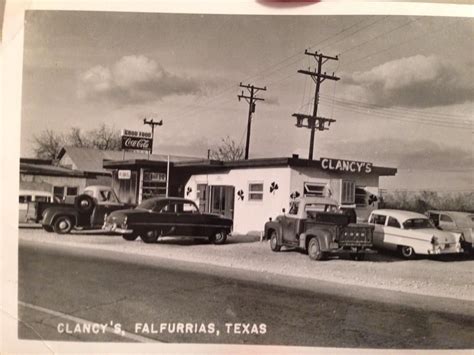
270;231;281;252
53;216;73;234
122;234;138;241
308;237;323;261
42;225;53;233
210;230;227;245
140;230;159;244
399;245;416;259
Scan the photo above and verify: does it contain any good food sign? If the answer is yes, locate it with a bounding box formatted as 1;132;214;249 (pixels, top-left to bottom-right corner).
320;157;372;174
121;129;152;151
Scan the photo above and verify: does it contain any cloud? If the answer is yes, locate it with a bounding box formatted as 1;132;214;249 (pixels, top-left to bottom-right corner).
77;55;206;104
340;55;474;108
325;138;473;171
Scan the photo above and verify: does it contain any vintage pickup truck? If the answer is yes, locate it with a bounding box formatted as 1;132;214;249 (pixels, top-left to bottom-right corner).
264;197;375;261
31;185;133;234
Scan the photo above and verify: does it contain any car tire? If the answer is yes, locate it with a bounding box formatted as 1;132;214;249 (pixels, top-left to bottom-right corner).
122;234;138;241
74;194;95;214
308;237;324;261
140;230;159;243
53;216;73;234
42;225;54;233
209;230;228;245
399;245;416;259
270;231;281;252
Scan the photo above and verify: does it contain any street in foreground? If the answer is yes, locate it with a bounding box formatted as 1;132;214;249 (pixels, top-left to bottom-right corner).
18;239;474;348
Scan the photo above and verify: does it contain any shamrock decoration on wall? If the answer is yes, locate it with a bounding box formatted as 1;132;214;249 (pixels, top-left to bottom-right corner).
368;194;378;206
186;187;192;196
237;189;244;201
290;191;300;200
270;182;279;194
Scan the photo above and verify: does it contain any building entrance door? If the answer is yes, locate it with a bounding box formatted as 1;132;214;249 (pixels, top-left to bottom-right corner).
210;185;234;220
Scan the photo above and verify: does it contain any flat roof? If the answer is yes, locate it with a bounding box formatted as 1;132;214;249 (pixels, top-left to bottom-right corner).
103;156;397;176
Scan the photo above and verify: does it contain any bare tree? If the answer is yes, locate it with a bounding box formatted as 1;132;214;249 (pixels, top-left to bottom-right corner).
90;124;122;150
33;129;65;160
33;124;122;159
209;136;244;161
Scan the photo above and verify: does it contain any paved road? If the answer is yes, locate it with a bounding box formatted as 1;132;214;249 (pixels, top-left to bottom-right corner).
18;241;474;348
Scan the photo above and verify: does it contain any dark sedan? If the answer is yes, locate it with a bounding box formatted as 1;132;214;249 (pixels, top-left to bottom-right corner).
103;197;233;244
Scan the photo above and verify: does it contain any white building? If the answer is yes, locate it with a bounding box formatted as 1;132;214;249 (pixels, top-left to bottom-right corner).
183;156;397;235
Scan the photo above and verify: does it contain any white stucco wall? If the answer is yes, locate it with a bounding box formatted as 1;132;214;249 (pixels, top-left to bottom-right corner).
20;174;88;194
185;167;291;235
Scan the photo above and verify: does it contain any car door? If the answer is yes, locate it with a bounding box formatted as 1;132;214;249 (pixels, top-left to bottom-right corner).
369;213;386;248
281;202;300;244
383;216;404;251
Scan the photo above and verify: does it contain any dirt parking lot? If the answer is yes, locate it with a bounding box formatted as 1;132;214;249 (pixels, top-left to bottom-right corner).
17;227;474;302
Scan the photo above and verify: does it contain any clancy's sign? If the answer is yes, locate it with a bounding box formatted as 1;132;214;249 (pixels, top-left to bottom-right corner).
320;158;372;174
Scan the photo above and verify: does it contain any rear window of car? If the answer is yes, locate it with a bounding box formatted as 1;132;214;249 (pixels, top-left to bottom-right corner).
403;218;433;229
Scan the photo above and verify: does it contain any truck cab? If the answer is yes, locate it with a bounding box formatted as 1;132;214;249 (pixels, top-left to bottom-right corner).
264;197;375;261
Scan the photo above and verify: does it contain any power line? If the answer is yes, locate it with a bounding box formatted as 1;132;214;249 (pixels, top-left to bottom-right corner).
320;94;473;123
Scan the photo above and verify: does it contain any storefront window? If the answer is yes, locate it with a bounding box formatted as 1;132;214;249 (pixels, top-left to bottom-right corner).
66;187;78;196
341;180;355;204
142;170;167;200
197;184;208;212
249;182;263;201
355;186;367;207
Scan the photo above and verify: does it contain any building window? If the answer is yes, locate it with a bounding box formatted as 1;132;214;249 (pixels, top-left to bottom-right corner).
355;186;367;207
66;187;78;196
53;186;65;200
19;195;32;203
341;180;355;204
142;170;167;200
249;183;264;201
303;182;325;197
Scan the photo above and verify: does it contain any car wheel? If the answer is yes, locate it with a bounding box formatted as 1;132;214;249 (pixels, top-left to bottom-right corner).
399;245;416;259
122;234;138;241
350;253;365;261
74;194;95;214
308;237;324;261
42;225;53;233
210;230;228;245
140;230;159;244
270;231;281;252
53;216;73;234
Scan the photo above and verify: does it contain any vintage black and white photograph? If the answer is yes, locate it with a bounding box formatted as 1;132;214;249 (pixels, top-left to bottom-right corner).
2;0;473;352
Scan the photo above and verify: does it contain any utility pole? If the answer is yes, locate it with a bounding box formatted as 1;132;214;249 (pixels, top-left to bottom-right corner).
238;82;266;160
143;118;163;155
292;50;340;160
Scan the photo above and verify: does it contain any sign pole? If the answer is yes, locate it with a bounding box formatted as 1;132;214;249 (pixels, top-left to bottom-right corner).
166;154;170;197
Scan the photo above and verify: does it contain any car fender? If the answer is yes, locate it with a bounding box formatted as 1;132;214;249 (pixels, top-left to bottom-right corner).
300;227;333;251
42;207;79;227
264;221;284;242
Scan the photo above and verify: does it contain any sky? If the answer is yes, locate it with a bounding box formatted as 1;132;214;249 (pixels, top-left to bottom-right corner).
20;11;473;191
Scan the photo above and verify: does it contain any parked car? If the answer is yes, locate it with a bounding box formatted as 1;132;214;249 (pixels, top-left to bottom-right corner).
19;190;54;223
34;185;134;234
264;197;375;261
103;197;233;244
426;210;473;253
368;209;465;259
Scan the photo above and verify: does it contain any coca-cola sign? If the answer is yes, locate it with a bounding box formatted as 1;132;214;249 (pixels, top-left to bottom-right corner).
121;136;152;151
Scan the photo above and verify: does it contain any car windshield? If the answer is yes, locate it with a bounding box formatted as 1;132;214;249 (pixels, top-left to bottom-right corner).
402;218;433;229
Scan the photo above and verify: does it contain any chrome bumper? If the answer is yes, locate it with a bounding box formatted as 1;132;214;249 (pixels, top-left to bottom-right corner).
102;223;133;234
